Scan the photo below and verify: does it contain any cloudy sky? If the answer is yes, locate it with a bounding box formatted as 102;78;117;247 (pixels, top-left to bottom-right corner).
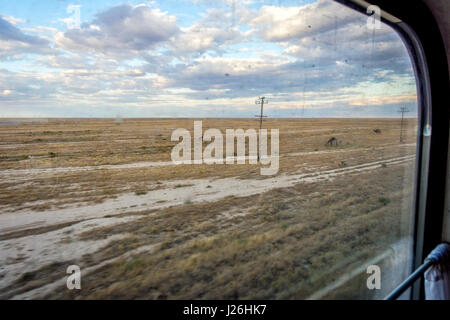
0;0;417;118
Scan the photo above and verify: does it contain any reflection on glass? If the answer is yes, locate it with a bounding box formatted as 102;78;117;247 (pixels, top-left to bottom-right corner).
0;0;418;299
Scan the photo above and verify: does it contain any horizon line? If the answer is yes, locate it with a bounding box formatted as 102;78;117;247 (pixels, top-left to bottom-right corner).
0;116;419;120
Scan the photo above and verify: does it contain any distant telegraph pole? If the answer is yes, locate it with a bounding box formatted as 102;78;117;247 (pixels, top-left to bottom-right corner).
398;107;409;143
255;96;268;161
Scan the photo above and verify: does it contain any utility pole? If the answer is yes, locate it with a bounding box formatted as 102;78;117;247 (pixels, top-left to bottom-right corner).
255;96;268;161
398;107;409;143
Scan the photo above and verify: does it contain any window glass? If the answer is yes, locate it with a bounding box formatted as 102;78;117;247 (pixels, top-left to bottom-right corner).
0;0;417;299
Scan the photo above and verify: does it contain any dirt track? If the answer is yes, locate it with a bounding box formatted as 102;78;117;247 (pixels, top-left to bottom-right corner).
0;153;414;297
0;118;418;299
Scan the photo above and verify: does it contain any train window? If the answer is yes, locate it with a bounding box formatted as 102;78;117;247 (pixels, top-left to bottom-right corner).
0;0;419;299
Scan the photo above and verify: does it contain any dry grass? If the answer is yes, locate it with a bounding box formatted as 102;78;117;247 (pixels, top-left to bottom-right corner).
0;118;416;211
43;162;414;300
0;118;417;299
0;118;416;169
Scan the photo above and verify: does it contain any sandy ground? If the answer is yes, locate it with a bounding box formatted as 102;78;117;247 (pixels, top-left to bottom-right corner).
0;118;418;299
0;153;414;297
0;154;414;234
0;143;415;184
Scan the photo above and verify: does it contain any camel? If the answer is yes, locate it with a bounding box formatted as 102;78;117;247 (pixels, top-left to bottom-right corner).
373;129;381;134
325;137;339;146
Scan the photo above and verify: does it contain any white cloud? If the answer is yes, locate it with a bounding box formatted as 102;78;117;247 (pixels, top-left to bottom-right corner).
172;25;241;56
249;0;358;42
0;16;51;59
0;1;417;117
1;15;27;26
169;5;252;58
55;4;179;58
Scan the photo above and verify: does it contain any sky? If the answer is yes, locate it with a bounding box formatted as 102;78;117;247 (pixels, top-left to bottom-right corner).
0;0;418;118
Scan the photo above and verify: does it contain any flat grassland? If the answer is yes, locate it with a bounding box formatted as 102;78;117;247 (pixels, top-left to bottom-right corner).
0;118;417;299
